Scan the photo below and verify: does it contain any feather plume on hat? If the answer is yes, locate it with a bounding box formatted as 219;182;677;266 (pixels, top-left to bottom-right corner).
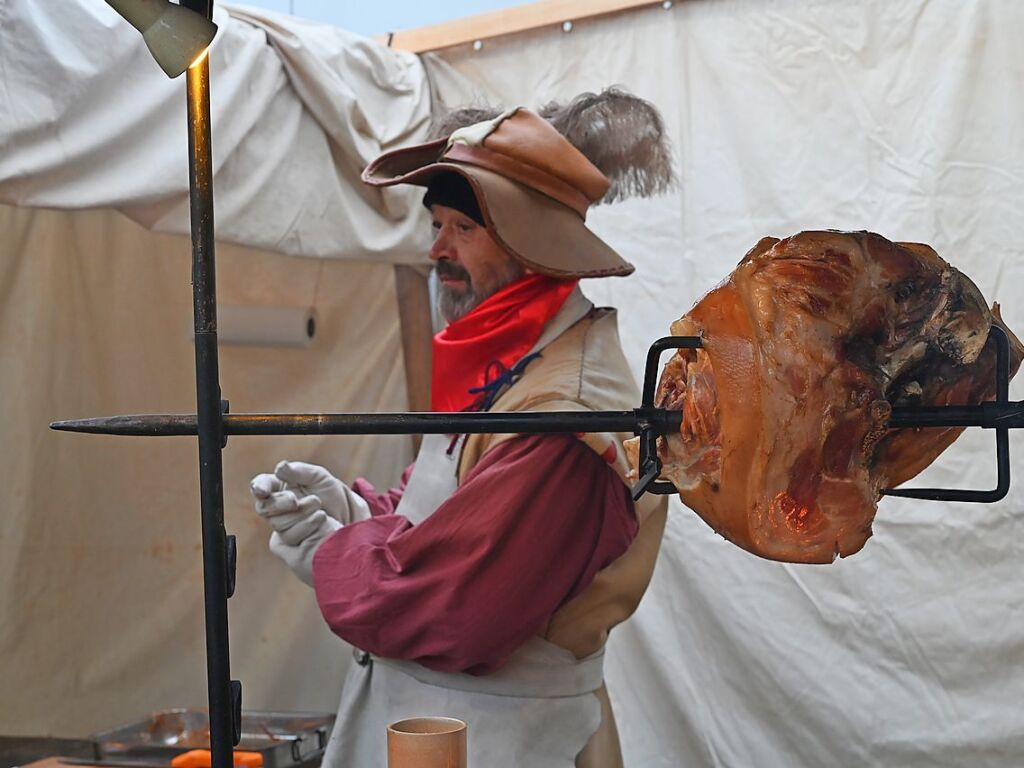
429;87;675;205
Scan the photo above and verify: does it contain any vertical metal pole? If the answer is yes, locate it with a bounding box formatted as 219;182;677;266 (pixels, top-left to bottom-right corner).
186;40;236;768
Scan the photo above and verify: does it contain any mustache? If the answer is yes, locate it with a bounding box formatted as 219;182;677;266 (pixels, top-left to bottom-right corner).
434;261;471;283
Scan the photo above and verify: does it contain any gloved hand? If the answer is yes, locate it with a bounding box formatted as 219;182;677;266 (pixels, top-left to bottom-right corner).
250;474;342;586
272;460;370;525
251;485;324;544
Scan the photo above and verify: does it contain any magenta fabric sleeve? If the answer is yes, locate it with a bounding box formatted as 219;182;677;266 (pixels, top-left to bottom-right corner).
350;463;415;517
312;433;637;674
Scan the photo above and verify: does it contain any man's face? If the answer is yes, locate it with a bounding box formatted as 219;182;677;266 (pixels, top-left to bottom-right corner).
429;204;523;323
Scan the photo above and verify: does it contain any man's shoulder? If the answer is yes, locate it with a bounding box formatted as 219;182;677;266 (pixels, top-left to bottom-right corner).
457;306;638;482
509;307;636;411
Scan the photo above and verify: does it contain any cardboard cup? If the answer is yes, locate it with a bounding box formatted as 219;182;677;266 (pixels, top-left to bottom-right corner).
387;716;467;768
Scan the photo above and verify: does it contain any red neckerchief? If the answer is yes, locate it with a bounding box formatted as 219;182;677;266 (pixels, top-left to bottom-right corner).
431;274;578;413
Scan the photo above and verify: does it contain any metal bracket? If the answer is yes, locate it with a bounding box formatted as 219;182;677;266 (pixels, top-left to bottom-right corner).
882;324;1014;502
220;398;229;448
630;336;702;500
225;535;237;599
230;680;242;746
627;328;1021;504
289;736;303;765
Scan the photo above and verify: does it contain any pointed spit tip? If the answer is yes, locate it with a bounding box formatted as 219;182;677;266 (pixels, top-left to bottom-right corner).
50;418;94;433
47;414;199;436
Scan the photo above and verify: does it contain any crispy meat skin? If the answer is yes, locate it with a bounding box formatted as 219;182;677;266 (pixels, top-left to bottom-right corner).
647;231;1022;563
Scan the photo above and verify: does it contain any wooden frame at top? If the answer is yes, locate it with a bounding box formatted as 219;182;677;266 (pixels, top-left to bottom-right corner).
374;0;667;53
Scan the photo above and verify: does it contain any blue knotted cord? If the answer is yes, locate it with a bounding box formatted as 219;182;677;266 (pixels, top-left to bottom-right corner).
465;351;543;413
444;351;544;456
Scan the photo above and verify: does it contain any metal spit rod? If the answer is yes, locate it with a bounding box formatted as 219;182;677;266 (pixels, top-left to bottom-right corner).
181;2;239;765
50;410;678;436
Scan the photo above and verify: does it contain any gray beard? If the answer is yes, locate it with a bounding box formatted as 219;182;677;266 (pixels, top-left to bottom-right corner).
437;284;481;324
436;262;524;324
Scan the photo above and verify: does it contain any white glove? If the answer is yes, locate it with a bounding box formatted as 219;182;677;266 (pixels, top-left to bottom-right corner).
250;477;342;586
251;487;323;544
272;460;371;525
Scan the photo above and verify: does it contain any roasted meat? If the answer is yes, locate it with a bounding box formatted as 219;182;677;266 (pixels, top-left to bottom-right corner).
639;230;1022;564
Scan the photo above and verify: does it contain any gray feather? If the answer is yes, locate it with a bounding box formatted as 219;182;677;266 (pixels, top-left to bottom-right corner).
430;87;675;204
540;87;675;203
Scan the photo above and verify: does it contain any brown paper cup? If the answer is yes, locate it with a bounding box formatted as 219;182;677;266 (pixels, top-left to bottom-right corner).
387;716;468;768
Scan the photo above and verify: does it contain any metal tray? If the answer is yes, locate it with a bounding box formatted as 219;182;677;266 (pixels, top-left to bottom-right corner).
92;711;333;768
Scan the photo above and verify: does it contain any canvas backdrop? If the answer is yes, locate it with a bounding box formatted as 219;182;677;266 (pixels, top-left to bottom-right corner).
2;1;1023;766
425;1;1024;765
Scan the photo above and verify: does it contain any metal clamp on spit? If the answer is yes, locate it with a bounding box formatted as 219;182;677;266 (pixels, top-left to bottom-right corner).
633;325;1022;504
630;336;702;500
52;330;1024;504
884;324;1015;502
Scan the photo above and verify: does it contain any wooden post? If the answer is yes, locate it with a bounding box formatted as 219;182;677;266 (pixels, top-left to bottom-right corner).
394;264;434;453
376;0;664;52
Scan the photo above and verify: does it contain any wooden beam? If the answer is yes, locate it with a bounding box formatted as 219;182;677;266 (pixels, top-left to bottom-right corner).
393;264;434;453
378;0;665;53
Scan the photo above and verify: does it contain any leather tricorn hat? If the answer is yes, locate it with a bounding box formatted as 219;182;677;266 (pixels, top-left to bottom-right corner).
361;108;634;279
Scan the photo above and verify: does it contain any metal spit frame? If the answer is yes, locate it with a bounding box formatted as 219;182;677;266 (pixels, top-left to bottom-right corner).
47;1;1024;765
50;331;1024;768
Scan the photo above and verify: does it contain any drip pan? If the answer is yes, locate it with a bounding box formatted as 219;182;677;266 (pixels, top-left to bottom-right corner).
92;711;333;768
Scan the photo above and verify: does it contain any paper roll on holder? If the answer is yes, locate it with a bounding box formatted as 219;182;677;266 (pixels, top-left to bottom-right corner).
191;305;317;347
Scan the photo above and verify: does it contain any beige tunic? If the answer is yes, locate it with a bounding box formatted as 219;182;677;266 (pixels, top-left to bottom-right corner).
321;290;667;768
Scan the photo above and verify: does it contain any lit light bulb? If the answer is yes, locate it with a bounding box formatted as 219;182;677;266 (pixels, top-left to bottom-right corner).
104;0;218;78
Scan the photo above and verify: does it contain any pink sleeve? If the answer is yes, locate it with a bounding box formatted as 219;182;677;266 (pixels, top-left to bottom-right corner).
312;434;637;675
350;463;414;517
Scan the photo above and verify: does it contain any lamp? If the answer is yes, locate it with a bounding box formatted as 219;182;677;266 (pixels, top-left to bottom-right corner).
104;0;217;77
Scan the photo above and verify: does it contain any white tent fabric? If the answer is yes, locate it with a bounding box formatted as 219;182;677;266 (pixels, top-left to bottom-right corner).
425;1;1024;766
4;0;1024;766
0;203;410;733
0;0;447;262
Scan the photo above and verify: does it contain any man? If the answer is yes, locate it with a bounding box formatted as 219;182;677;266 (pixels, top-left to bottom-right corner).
251;106;669;767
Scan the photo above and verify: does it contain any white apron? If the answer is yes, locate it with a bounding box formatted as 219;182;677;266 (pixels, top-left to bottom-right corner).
321;291;604;768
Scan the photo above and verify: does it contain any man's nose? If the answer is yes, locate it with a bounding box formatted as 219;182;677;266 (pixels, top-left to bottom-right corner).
429;228;452;261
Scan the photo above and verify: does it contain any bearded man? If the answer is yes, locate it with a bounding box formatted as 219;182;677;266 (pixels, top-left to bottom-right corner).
250;102;671;768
